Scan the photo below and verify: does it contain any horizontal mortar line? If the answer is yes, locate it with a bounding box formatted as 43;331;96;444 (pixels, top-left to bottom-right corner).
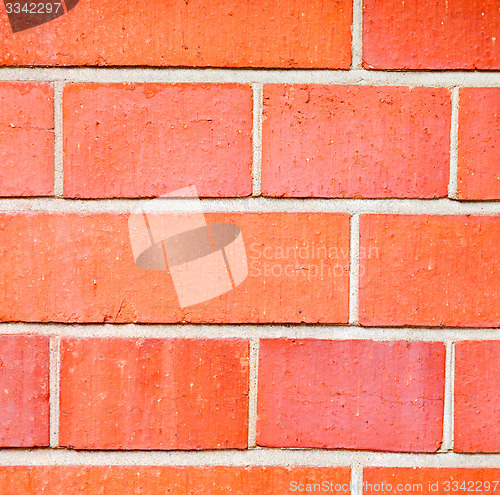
0;68;499;86
0;449;497;467
0;324;499;341
0;198;499;214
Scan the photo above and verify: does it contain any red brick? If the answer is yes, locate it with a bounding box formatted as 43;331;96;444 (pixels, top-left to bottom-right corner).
0;82;53;197
261;85;450;198
457;88;500;200
0;466;350;494
455;341;500;453
0;335;49;447
0;212;349;323
364;468;500;495
359;215;500;327
257;339;445;452
60;338;249;450
63;84;252;198
0;1;352;68
363;0;500;70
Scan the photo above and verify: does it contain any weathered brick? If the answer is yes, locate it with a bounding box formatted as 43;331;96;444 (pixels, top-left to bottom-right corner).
0;82;53;197
0;0;352;68
63;84;252;198
0;335;49;447
0;466;350;494
257;339;445;452
363;0;500;69
262;85;450;198
457;88;500;200
455;341;500;453
0;212;349;323
60;338;249;450
359;215;500;327
364;468;500;495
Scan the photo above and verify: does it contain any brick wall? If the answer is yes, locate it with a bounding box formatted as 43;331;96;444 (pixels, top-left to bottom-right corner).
0;0;499;492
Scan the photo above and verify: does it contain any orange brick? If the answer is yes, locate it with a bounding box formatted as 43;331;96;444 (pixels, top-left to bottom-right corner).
0;335;49;447
257;339;445;452
363;0;500;69
0;82;53;197
60;338;249;450
0;212;349;323
0;466;350;494
359;215;500;327
262;85;450;198
455;341;500;453
457;88;500;200
63;84;252;198
0;0;352;68
364;468;500;495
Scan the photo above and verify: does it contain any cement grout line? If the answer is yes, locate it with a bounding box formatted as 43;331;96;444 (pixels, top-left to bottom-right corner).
247;338;259;448
48;336;61;448
440;341;455;452
448;87;460;199
53;82;64;198
0;449;497;467
349;215;360;325
0;197;499;214
251;83;263;197
1;68;500;87
351;463;364;495
351;0;364;70
0;323;499;340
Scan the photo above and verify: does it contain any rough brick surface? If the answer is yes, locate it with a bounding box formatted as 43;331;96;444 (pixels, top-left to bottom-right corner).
63;84;252;198
455;341;500;453
60;338;249;450
0;212;349;323
364;468;500;495
0;335;49;447
257;339;445;452
457;88;500;200
261;85;450;198
0;0;352;68
0;82;54;197
359;215;500;327
0;466;350;494
363;0;500;69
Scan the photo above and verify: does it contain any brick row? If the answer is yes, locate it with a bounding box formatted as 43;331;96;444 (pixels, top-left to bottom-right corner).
0;466;350;494
2;83;498;200
1;335;499;452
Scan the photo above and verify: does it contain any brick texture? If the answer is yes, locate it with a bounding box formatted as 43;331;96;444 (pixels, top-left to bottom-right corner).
0;335;49;447
363;0;500;69
0;82;54;197
63;83;253;198
261;85;451;198
364;468;500;495
457;88;500;200
257;339;445;452
359;215;500;327
0;466;350;494
455;341;500;453
59;338;249;450
0;212;349;323
0;0;352;68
